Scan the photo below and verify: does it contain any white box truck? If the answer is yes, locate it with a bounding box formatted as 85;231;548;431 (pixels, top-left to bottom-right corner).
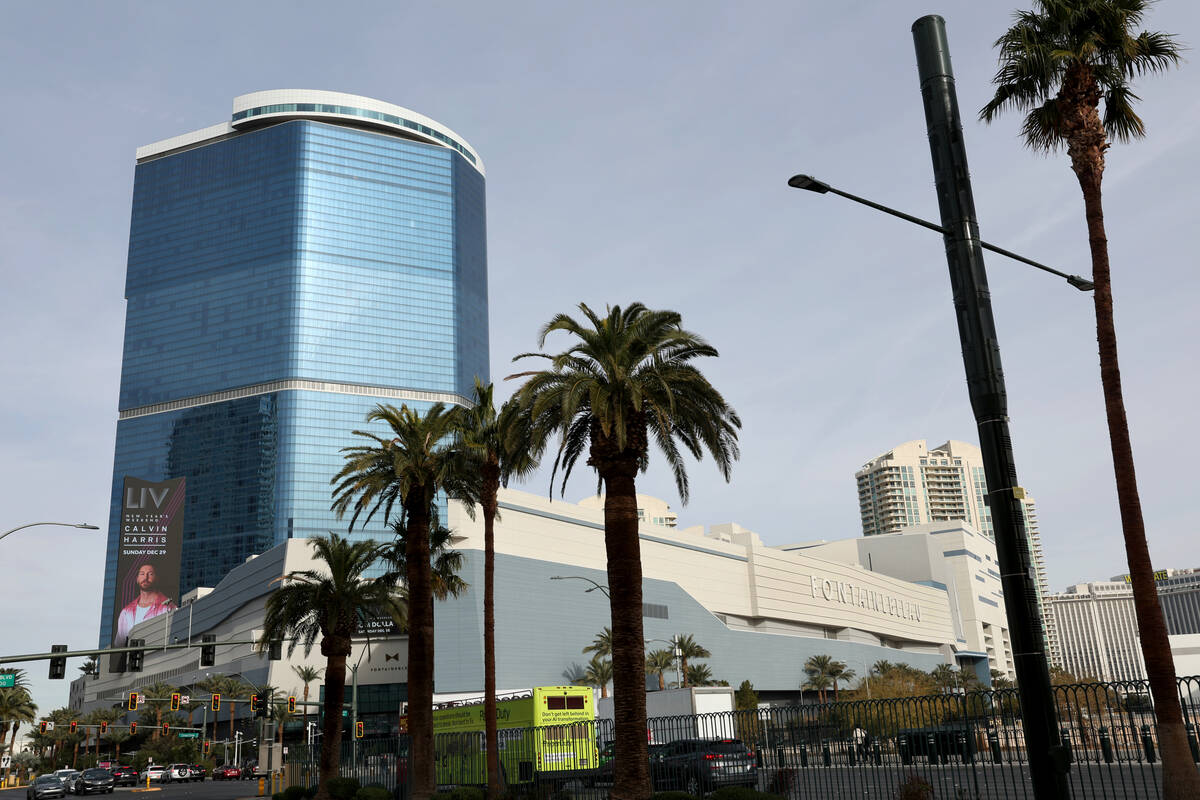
597;687;736;743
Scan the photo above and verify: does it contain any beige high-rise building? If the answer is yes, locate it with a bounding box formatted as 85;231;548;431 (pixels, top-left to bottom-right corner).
855;439;1057;663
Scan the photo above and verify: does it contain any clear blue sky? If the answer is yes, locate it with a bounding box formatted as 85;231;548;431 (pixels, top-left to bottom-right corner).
2;0;1197;713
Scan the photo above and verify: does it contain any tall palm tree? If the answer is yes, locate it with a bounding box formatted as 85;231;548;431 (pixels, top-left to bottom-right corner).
511;302;740;800
828;662;855;702
291;665;323;740
270;699;296;747
102;728;130;763
585;656;614;699
980;4;1196;797
674;635;711;688
139;681;177;738
583;628;614;659
802;655;836;704
645;650;675;690
332;402;473;800
258;533;405;800
458;380;542;800
0;687;36;782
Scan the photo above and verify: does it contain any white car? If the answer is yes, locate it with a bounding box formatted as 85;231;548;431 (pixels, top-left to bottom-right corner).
143;766;170;784
168;765;192;781
53;771;80;794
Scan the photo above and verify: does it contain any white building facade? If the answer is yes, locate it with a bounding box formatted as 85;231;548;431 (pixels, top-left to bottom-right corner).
1048;580;1145;681
855;439;1055;663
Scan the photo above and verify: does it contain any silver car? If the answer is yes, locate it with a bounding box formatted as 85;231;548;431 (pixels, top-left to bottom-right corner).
27;776;66;800
53;772;81;794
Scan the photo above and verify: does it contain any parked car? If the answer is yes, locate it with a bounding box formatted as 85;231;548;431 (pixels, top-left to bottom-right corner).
168;765;192;782
212;765;242;780
110;767;138;787
27;775;66;800
189;764;207;781
657;738;758;795
240;762;259;779
143;765;170;784
73;768;115;795
53;771;81;794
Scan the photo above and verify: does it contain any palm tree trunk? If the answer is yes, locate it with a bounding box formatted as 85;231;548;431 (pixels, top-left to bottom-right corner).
314;648;349;800
302;685;309;741
481;462;502;800
1077;170;1200;797
404;496;436;800
601;463;652;800
657;672;665;691
680;655;689;688
229;703;235;746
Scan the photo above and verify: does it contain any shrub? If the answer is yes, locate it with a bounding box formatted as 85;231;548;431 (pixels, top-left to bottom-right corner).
356;786;391;800
437;787;485;800
894;773;933;800
325;777;361;800
652;792;699;800
282;785;310;800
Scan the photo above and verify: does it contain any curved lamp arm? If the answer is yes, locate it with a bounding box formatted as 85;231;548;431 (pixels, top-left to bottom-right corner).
0;521;99;543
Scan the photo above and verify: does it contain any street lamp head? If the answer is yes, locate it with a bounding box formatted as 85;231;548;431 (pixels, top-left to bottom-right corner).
76;524;100;530
1067;275;1095;292
787;174;831;194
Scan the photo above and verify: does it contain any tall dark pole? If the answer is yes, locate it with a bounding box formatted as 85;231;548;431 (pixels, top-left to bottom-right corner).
912;16;1070;800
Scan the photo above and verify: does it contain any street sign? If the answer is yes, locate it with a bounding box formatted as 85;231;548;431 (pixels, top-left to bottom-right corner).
1;754;11;769
180;695;190;704
0;674;14;688
44;722;55;731
177;731;200;739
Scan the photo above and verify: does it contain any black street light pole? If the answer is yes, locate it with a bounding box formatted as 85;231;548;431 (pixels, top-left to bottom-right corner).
787;15;1073;800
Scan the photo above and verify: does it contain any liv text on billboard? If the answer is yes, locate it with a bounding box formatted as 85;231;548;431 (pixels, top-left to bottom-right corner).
111;477;185;648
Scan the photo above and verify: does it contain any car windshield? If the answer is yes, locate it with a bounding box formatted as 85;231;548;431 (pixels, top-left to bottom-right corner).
36;776;61;784
703;740;749;754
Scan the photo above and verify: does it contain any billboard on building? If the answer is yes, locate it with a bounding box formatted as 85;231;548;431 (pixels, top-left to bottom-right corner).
111;477;185;648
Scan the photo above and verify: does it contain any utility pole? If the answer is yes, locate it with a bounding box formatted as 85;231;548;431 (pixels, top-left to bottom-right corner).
911;15;1069;800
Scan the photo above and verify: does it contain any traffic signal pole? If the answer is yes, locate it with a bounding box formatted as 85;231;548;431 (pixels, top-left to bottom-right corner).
911;16;1070;799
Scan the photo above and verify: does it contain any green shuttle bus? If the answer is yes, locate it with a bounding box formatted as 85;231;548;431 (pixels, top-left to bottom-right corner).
432;686;598;787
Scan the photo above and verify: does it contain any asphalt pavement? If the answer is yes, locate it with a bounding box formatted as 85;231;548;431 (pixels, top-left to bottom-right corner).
0;780;263;800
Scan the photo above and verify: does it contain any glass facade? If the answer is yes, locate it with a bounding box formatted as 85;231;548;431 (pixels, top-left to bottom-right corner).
100;114;487;645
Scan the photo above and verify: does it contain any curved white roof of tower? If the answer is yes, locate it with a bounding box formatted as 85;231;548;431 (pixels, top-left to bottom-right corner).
136;89;484;176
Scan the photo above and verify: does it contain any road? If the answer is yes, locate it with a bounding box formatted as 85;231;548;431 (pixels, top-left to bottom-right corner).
1;780;264;800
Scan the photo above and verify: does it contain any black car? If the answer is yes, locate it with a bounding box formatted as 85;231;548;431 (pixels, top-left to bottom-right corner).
73;769;115;795
27;776;66;800
110;767;138;787
657;738;758;795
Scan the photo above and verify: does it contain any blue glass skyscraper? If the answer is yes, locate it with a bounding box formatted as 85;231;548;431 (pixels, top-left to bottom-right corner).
99;91;488;645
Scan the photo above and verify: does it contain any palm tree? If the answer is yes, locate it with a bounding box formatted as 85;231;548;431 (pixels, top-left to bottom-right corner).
870;660;894;677
980;4;1195;796
458;379;542;800
0;687;36;782
332;401;473;800
511;302;740;800
78;658;99;677
685;664;715;687
380;519;469;600
674;635;711;688
583;628;614;659
645;650;675;690
802;655;836;704
258;533;404;800
930;664;960;692
270;699;296;747
102;728;130;763
829;662;855;702
139;681;177;738
291;665;323;740
585;656;614;699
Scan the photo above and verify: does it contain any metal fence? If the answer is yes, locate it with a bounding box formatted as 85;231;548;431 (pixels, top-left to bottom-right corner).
286;675;1200;799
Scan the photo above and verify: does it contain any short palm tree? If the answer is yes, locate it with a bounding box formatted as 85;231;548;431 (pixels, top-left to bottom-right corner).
645;650;675;690
258;533;404;800
379;519;469;600
685;664;715;687
828;662;855;702
674;635;710;688
511;302;740;800
583;627;614;659
0;687;36;780
103;728;130;762
139;681;178;738
458;380;542;800
802;655;836;704
332;401;474;800
980;6;1194;796
585;656;614;699
291;665;323;739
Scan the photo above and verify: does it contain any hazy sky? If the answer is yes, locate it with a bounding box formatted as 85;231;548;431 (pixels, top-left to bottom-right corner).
2;1;1197;712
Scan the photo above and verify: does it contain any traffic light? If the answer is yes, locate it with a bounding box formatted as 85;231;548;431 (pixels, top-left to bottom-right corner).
162;722;169;737
127;638;145;672
127;692;139;711
287;696;296;714
203;740;211;755
249;694;258;713
170;692;181;711
100;721;108;734
39;721;48;734
211;693;221;711
70;721;78;735
355;721;364;739
48;644;67;680
200;634;216;667
268;640;283;661
129;722;136;735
